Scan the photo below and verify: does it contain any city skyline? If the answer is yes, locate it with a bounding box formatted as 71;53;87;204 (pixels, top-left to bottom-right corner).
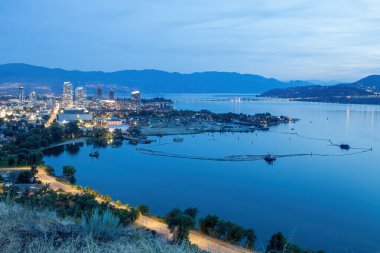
1;1;380;82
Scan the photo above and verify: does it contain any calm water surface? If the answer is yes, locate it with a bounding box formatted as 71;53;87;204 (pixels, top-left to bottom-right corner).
44;94;380;252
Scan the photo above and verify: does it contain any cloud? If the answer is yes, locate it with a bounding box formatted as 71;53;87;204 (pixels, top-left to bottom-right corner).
0;0;379;81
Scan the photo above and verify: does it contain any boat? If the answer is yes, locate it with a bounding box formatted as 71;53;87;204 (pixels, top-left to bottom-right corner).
257;126;269;131
129;140;138;145
139;139;155;144
173;137;184;143
340;144;350;150
89;151;100;157
264;154;276;163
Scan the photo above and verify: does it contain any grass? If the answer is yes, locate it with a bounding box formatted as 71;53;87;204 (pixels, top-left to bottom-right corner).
0;201;204;253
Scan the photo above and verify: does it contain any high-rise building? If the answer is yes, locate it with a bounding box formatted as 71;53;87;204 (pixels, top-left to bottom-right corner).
109;90;115;100
62;81;74;109
131;90;141;111
29;91;37;103
18;86;25;104
75;86;87;108
45;95;55;110
97;85;103;99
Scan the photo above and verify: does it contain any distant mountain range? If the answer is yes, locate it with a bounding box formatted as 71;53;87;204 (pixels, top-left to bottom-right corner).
261;75;380;105
1;63;379;98
0;63;313;94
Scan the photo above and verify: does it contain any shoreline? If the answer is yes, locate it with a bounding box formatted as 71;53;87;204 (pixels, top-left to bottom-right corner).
2;166;255;253
43;137;87;150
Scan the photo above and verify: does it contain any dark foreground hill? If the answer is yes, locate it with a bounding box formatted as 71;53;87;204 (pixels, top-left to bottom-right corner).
0;202;201;253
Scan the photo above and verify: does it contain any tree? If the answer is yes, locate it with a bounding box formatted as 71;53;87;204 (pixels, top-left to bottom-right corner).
62;165;76;184
113;129;123;140
214;219;228;239
245;229;257;250
184;207;198;219
50;122;64;142
266;232;287;253
17;170;36;183
45;166;55;176
136;204;149;215
62;165;76;176
199;215;219;235
224;222;245;244
64;121;82;138
165;208;195;243
8;157;15;166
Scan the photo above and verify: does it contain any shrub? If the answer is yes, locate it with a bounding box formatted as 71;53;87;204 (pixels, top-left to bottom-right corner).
0;202;204;253
81;208;122;241
45;165;55;176
136;204;149;215
112;207;139;225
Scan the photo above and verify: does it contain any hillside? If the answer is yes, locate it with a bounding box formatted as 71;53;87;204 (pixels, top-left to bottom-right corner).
261;85;372;98
0;202;201;253
260;85;380;104
338;75;380;91
0;63;307;94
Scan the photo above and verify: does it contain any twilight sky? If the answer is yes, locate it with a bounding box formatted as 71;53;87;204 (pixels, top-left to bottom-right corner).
1;0;380;81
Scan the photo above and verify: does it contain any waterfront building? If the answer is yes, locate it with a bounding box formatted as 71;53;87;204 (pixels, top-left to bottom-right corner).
57;108;93;124
109;123;130;133
97;85;103;99
18;86;24;104
107;117;123;126
131;90;141;111
109;90;115;100
62;82;74;109
75;86;87;108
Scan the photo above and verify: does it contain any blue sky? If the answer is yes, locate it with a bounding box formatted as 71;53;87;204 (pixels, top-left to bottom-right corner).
1;0;379;81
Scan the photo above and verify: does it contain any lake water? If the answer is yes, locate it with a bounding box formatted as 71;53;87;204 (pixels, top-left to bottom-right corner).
44;94;380;252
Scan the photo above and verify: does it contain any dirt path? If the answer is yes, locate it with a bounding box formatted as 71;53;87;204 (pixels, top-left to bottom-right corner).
35;167;82;194
0;167;30;171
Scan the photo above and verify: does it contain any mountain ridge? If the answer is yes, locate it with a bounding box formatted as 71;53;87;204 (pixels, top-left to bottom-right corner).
0;63;309;94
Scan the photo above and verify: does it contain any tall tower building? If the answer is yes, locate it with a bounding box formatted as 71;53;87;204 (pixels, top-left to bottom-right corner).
62;81;74;109
18;86;25;104
131;90;141;111
29;91;37;103
75;87;87;108
109;90;115;100
97;85;103;99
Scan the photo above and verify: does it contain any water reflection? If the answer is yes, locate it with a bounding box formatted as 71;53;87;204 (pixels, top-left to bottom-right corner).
43;145;64;157
65;143;84;155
